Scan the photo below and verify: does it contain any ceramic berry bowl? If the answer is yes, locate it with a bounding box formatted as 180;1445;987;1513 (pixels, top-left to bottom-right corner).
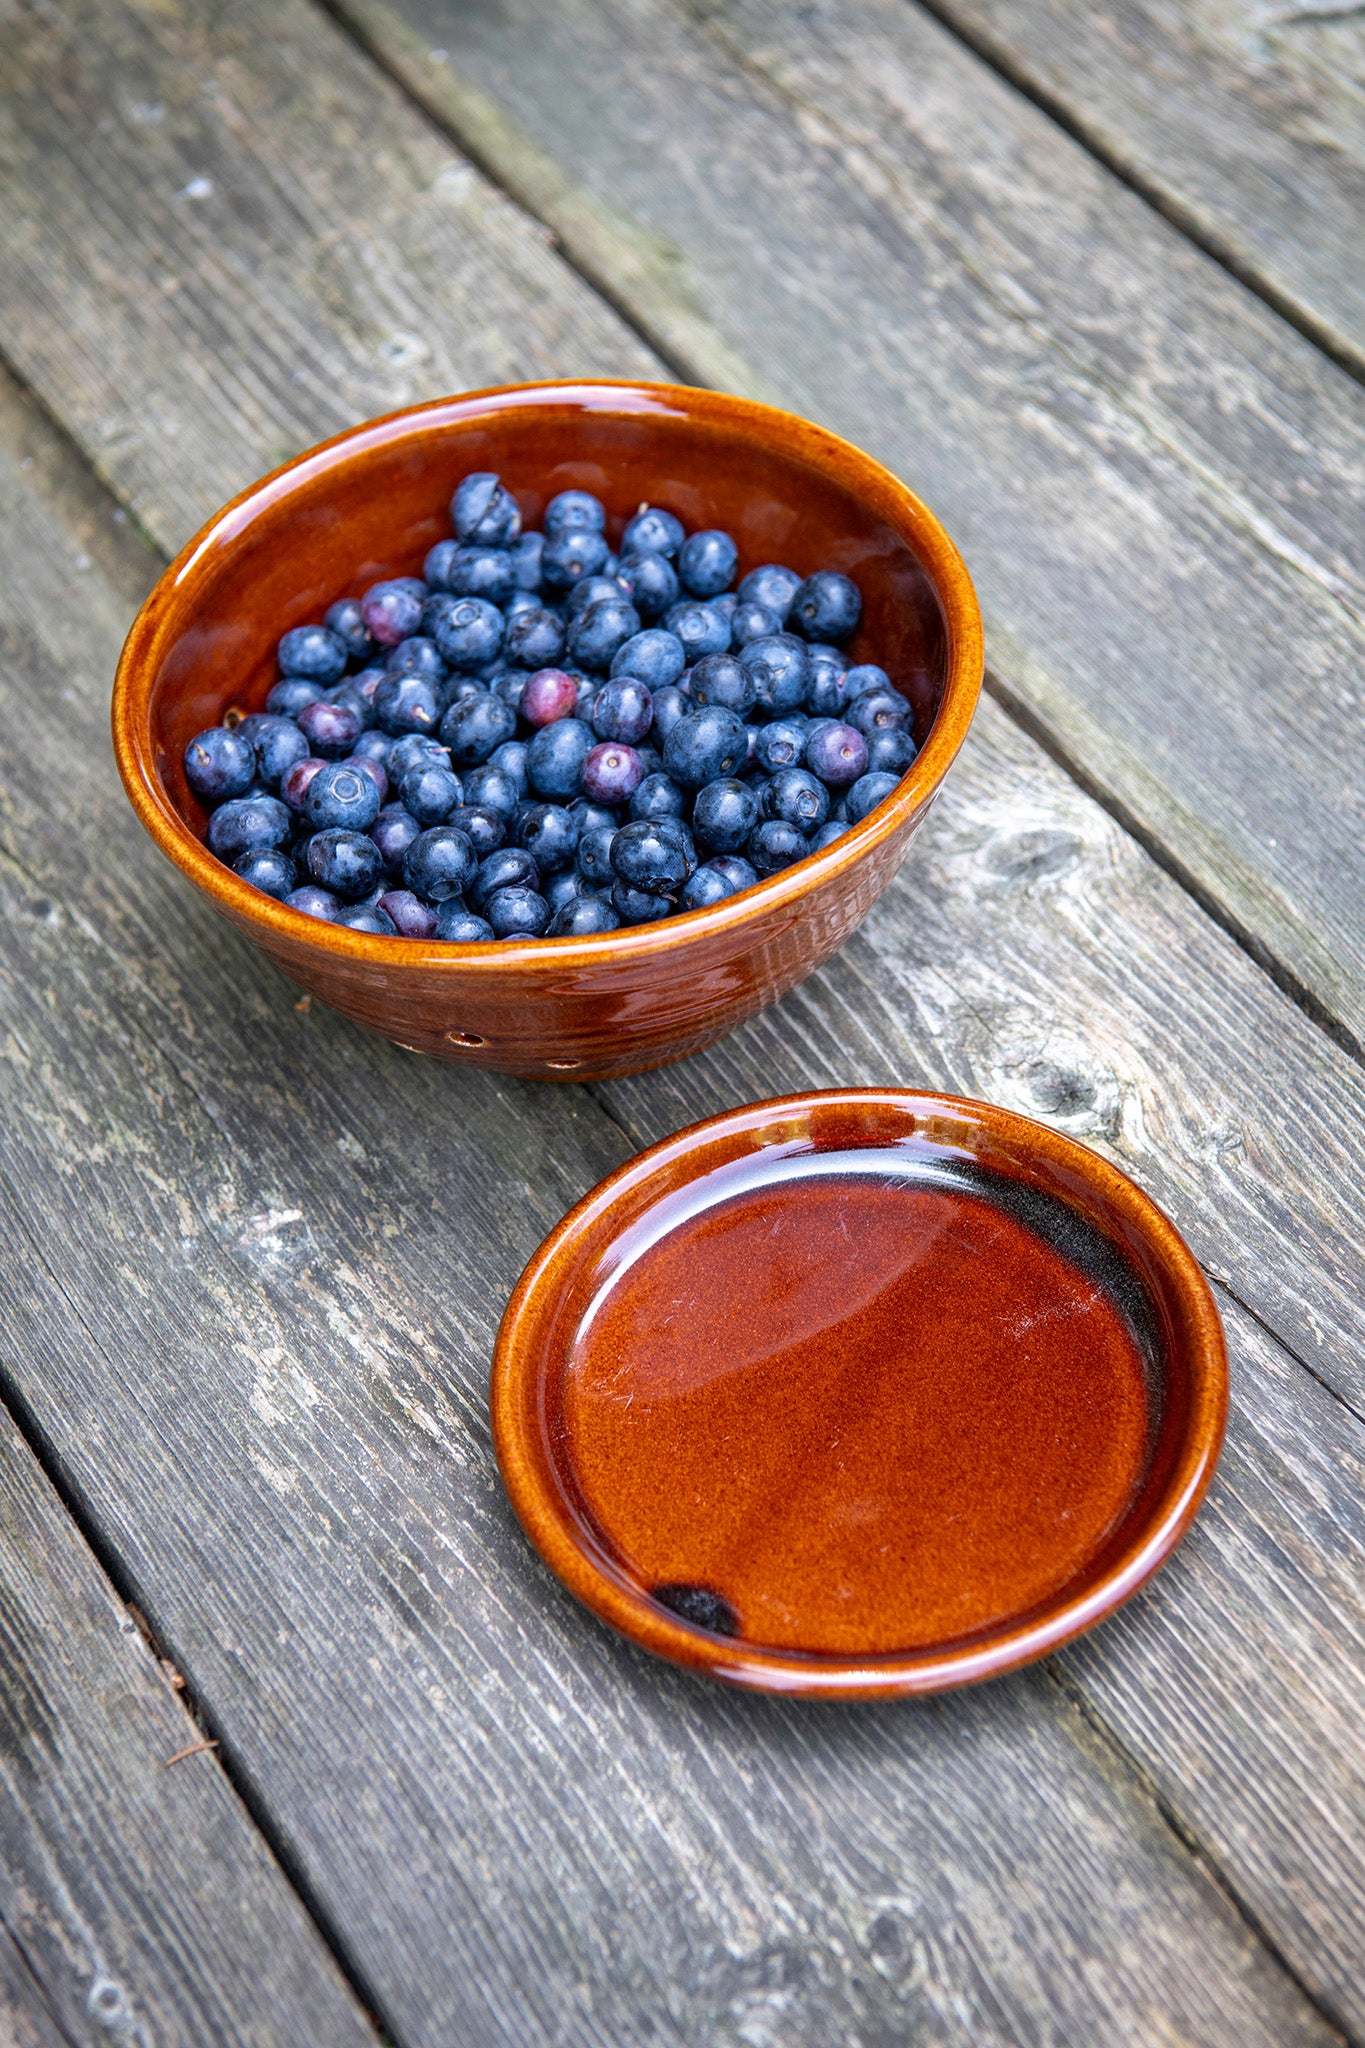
492;1090;1228;1696
113;380;982;1081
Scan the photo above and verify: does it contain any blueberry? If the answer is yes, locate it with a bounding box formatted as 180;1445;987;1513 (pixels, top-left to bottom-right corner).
844;770;900;823
265;676;324;717
207;794;291;863
575;823;618;886
451;471;521;547
842;663;891;702
443;544;518;606
628;771;688;823
739;634;810;719
810;819;851;850
485;886;550;938
233;715;306;792
763;767;829;835
510;531;545;590
305;760;383;833
634;743;664;779
384;636;448;686
234;847;296;899
549;895;621;935
369;803;423;879
433;596;504;672
541;529;609;594
445;803;506;859
754;717;809;775
589;676;653;744
569;798;619;833
324;597;378;668
336;904;398;935
570;672;598;718
582;742;643;806
567;597;642;673
611;880;673;924
517;801;580;874
387;734;451;787
440;691;517;767
805;721;869;787
488;739;530;796
610;629;685;690
791;571;862;645
662;706;748;790
611;818;690;894
803;648;850;719
423;539;461;591
689;652;754;717
285;884;339;921
707;853;759;894
865;728;918;777
321;682;376;734
678;856;757;910
349;727;394;769
184;726;257;803
377;888;438;937
278;623;348;683
515;667;575;728
504;605;565;671
747;818;808;875
614;551;679;621
544;489;606;536
280;757;326;814
403;825;477;903
434;904;495;942
460;763;522;824
526;717;594;800
649;685;691;744
847;688;911;737
678;529;738;598
400;763;462;827
372;671;440;740
621;505;684;558
691;777;760;854
730;599;782;652
361;581;424;649
564;574;625;620
470;846;540;910
294;699;359;761
665;600;731;663
736;564;802;622
305;827;383;899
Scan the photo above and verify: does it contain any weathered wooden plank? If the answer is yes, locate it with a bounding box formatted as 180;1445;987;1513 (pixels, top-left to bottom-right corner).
919;0;1365;382
0;0;656;548
326;0;1365;1047
0;1409;380;2048
0;1928;72;2048
0;376;1341;2043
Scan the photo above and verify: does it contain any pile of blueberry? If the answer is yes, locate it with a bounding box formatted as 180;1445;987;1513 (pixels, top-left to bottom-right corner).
183;474;917;940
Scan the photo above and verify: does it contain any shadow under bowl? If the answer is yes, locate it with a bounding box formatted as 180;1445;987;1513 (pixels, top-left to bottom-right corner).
114;381;983;1081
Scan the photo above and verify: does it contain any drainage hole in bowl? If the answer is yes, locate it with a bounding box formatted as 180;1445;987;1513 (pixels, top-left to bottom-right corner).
548;1058;583;1071
446;1029;487;1047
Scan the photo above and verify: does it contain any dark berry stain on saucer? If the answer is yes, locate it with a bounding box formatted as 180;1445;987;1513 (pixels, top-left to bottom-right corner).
551;1150;1156;1657
182;472;918;937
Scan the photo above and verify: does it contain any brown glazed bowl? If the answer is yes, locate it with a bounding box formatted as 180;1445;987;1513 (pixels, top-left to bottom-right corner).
114;381;982;1081
492;1090;1228;1698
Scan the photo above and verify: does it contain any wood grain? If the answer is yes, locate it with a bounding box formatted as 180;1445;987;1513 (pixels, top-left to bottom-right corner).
0;0;656;548
920;0;1365;381
0;1408;378;2046
0;368;1345;2045
327;0;1365;1049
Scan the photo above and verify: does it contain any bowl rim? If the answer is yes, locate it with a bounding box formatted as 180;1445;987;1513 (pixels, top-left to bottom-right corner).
491;1087;1229;1698
113;379;984;971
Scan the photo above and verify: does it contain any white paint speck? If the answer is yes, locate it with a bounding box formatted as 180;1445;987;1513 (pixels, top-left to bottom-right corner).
179;175;213;199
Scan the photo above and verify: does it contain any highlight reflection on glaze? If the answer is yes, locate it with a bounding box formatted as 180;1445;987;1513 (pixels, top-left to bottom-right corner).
557;1150;1154;1656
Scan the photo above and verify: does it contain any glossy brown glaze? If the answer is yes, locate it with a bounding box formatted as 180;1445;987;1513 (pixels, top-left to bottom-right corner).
492;1091;1228;1697
112;382;982;1080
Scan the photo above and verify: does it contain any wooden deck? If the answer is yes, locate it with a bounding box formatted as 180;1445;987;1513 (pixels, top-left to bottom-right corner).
0;2;1361;2040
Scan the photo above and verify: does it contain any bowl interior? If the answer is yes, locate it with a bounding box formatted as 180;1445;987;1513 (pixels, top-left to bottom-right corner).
143;387;951;840
493;1091;1227;1694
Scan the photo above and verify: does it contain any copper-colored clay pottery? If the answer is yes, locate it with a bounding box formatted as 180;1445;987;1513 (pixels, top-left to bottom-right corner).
492;1090;1228;1697
113;382;982;1080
